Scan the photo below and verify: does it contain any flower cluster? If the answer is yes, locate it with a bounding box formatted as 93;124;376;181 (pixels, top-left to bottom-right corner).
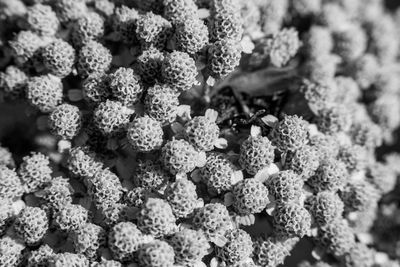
0;0;399;266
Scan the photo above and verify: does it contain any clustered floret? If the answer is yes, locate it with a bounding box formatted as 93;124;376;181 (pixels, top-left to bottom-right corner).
0;0;399;266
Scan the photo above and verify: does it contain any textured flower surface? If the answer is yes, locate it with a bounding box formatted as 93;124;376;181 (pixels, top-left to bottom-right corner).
0;1;399;266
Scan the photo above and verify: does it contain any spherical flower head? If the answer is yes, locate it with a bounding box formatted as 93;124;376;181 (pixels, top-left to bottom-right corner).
300;80;336;114
175;18;209;54
368;95;400;131
39;176;73;212
216;229;253;264
0;200;14;235
241;1;262;35
14;206;48;245
67;146;103;179
77;41;112;78
135;47;164;84
210;6;243;42
108;222;146;261
317;3;349;31
239;134;275;175
266;170;303;203
316;105;352;134
369;14;399;64
199;152;237;194
50;252;89;267
53;0;88;23
254;237;292;267
272;202;311;238
184;114;220;151
82;74;111;105
208;38;242;78
124;187;150;208
337;144;368;173
270;115;309;152
137;198;177;238
9;31;46;66
49;104;82;140
88;168;124;209
136;12;172;49
72;12;105;47
127;116;164;152
303;26;333;59
290;0;322;17
0;0;26;20
349;54;379;89
161;139;199;175
18;152;52;193
100;203;135;227
339;180;380;214
54;203;88;232
309;133;339;161
0;145;14;168
170;228;210;266
341;243;375;267
334;76;361;104
259;0;289;35
144;84;179;125
253;28;301;68
193;203;232;242
25;4;59;36
0;166;23;200
71;223;106;260
27;244;54;267
0;236;25;267
316;219;355;257
93;259;122;267
332;23;367;62
284;145;319;179
41;39;76;78
0;66;27;100
232;178;269;215
134;160;170;190
165;178;200;218
26;74;63;113
366;162;397;194
109;67;143;106
93;0;115;17
163;0;198;24
138;240;175;267
302;53;340;84
111;6;139;44
161;51;197;92
307;158;347;193
93;100;133;136
305;191;344;226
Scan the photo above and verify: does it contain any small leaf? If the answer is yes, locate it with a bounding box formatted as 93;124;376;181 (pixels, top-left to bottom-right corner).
210;235;228;247
214;138;228;149
231;170;243;185
191;169;202;183
224;192;234;206
176;105;192;121
170;122;184;135
68;89;83;102
311;247;325;260
261;115;279;127
205;109;218;122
